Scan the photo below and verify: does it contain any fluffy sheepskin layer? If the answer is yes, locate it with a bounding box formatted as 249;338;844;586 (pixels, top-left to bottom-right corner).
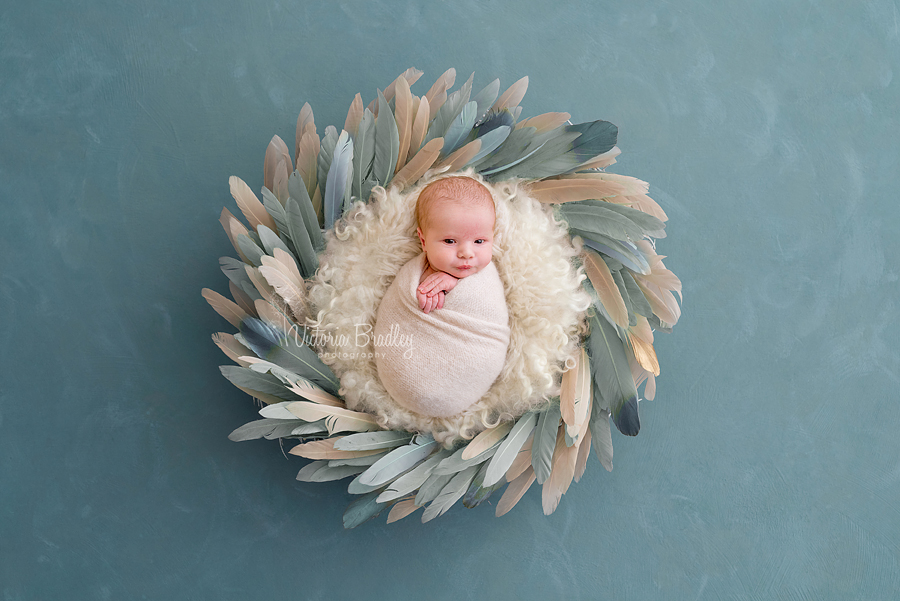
308;170;590;446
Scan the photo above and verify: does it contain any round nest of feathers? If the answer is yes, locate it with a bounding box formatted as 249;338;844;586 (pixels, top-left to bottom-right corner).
203;67;682;527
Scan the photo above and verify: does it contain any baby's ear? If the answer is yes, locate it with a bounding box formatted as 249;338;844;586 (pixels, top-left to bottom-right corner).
416;227;425;248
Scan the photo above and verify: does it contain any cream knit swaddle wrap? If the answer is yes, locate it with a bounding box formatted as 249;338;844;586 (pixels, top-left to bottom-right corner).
373;253;510;418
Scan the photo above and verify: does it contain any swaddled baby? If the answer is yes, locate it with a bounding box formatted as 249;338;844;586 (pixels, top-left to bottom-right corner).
373;176;511;418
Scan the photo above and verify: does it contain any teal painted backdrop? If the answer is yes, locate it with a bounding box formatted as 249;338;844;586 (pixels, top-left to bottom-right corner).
3;1;899;599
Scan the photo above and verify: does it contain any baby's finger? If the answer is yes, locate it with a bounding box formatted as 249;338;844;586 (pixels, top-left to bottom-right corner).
436;291;445;310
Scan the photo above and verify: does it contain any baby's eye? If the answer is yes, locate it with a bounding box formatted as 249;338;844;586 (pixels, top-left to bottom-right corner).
475;239;486;244
443;239;455;244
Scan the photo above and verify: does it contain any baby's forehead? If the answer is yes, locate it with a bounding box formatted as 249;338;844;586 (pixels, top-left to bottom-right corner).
421;177;494;212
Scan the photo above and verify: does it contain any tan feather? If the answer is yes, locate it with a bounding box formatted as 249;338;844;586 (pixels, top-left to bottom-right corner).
505;435;534;482
582;250;629;328
286;401;378;434
289;437;382;460
219;208;249;262
515;112;570;133
561;347;592;440
273;158;290;204
390;137;443;191
461;421;514;460
253;299;293;335
435;138;482;172
424;68;456;120
528;177;626;204
496;466;536;517
633;276;681;327
575;146;622;171
286;379;344;407
245;266;279;307
579;172;648;195
229;176;277;233
295;102;315;160
212;332;253;367
367;67;425;114
296;123;319;199
573;427;593;482
344;93;364;138
627;193;668;221
311;186;322;223
542;426;578;515
628;315;660;376
202;288;247;328
492;76;528;111
228;281;256;316
393;77;414;173
270;248;304;288
407;96;430;160
263;135;292;193
386;498;422;523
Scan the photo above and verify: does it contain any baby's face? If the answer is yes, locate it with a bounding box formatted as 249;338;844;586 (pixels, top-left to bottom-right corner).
417;201;494;279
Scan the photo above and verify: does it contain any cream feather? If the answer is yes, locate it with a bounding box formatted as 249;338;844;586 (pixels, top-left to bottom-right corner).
461;421;513;460
245;266;279;307
229;176;277;233
582;250;629;328
219;207;249;262
492;76;528;111
263;135;292;194
575;146;622;171
258;259;308;320
542;426;577;515
528;177;626;204
289;437;382;460
515;112;570;133
344;93;364;138
627;193;668;221
212;332;253;367
386;498;422;524
286;379;344;407
435;138;482;173
504;436;534;482
286;401;379;434
408;96;430;159
296;123;319;199
201;288;247;328
496;467;536;517
389;137;443;191
393;77;413;173
424;68;456;120
270;248;304;288
253;299;293;335
560;347;591;440
573;427;592;483
295;102;315;161
633;276;681;326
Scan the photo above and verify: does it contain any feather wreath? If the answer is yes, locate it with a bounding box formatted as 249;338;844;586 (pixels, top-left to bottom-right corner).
204;67;681;528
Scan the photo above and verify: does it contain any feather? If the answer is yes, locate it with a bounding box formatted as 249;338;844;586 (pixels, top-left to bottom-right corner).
408;96;430;157
290;437;383;461
434;442;499;476
463;461;505;508
628;314;660;376
435;138;481;173
358;436;439;487
393;76;413;173
492;76;528;111
236;383;294;407
212;332;253;367
328;451;388;467
389;137;443;191
251;301;291;341
573;427;593;482
582;250;629;328
490;121;617;179
531;403;561;484
260;187;290;240
263;135;292;194
589;402;614;471
271;248;303;288
351;108;376;199
633;274;681;326
575;145;621;171
342;490;387;529
256;224;294;259
285;377;343;407
296;123;320;200
259;259;308;320
619;269;654;320
202;288;247;328
323;130;353;230
461;421;513;460
560;347;592;440
386;498;422;524
484;412;537;487
594;201;666;238
295;102;315;162
576;232;651;275
334;431;413;452
287;171;324;251
219;256;254;292
236;233;265;267
239;317;339;393
528;178;626;204
284;197;318;278
415;473;453;507
440;100;477;155
344;93;364;138
516;112;571;133
219;365;303;402
367;67;424;113
560;201;647;243
372;91;400;187
466;125;511;166
542;425;578;515
273;160;290;204
422;464;479;522
505;435;534;482
219;208;250;262
423;67;456;120
471;78;500;122
496;467;536;517
377;448;452;503
229;417;303;442
316;126;339;205
626;193;668;221
481;128;579;177
244;266;278;308
297;461;365;483
228;281;256;316
285;401;377;435
588;310;640;436
229;176;277;234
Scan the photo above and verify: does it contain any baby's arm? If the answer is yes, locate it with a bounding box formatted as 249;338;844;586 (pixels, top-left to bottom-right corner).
417;262;458;313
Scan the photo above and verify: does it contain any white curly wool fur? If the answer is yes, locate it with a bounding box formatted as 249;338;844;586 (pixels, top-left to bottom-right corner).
308;171;591;446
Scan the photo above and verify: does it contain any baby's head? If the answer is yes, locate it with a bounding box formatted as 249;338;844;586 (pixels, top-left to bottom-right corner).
415;176;496;279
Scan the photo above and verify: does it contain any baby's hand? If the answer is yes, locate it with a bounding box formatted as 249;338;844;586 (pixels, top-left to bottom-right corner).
418;271;458;298
417;289;445;313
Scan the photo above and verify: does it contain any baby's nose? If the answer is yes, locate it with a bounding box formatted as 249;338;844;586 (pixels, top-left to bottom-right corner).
458;245;474;258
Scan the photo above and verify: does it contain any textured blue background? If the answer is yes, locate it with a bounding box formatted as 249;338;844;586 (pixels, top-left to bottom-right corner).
2;1;899;599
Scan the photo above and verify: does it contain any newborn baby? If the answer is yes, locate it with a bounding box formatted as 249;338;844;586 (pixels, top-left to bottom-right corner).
373;176;511;418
